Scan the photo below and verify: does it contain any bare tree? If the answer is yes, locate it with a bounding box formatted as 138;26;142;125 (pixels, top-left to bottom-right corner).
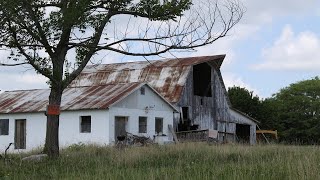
0;0;244;157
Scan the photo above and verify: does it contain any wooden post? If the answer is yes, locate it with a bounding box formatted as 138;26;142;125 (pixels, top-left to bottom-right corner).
168;124;179;144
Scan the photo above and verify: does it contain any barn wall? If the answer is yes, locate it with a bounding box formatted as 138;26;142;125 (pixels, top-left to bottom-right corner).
230;109;257;145
174;63;257;144
176;62;232;131
0;110;109;153
177;63;215;130
108;107;174;145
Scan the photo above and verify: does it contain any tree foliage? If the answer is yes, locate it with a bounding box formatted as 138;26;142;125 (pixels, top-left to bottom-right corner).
228;77;320;144
271;77;320;144
0;0;244;156
228;86;261;120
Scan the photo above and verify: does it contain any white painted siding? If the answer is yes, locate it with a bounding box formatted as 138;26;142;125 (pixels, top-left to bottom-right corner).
59;110;109;147
113;85;174;112
0;110;109;153
108;107;173;144
0;85;175;153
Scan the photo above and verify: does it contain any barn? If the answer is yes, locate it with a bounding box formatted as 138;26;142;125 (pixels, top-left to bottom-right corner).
0;83;177;152
0;55;258;152
70;55;258;144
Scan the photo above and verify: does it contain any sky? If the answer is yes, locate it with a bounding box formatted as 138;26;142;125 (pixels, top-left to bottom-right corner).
1;0;320;98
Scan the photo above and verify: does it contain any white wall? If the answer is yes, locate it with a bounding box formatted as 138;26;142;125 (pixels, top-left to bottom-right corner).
0;110;109;153
59;110;109;147
114;85;174;112
110;85;175;144
0;85;176;153
108;107;173;144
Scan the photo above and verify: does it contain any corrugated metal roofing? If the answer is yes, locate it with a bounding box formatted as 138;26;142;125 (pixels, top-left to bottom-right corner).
70;55;225;103
0;83;142;114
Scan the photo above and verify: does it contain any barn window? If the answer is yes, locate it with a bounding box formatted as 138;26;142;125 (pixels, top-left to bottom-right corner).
140;87;145;95
155;117;163;134
193;63;212;97
80;116;91;133
0;119;9;135
139;116;147;133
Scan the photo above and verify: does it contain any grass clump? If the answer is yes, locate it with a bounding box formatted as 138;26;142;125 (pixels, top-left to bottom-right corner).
1;143;320;180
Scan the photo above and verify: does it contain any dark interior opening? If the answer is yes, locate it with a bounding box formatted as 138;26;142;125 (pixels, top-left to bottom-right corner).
193;63;212;97
182;107;189;120
236;124;250;143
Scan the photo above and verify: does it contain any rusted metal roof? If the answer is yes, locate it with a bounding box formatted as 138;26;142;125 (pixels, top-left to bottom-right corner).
70;55;225;103
0;83;142;114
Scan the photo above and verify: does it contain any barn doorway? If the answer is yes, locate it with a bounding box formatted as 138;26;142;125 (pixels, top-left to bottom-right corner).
236;124;250;143
15;119;26;149
115;116;128;142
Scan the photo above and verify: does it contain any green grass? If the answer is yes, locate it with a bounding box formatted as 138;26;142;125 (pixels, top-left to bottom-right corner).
1;143;320;180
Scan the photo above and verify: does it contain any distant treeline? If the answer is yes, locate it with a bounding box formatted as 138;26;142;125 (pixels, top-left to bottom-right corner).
228;77;320;144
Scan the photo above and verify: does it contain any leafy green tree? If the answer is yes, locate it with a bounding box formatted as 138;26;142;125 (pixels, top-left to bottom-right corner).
0;0;244;157
272;77;320;144
228;86;261;120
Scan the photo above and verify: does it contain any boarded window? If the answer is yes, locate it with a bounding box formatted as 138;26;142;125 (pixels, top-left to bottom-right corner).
155;117;163;134
140;87;145;95
80;116;91;133
139;117;147;133
0;119;9;135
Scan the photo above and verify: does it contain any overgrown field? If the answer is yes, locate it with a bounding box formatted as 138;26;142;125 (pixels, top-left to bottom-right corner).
1;143;320;180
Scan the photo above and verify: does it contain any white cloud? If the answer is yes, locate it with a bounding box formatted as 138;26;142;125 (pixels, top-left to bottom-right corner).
253;25;320;71
222;72;261;97
243;0;319;24
0;70;48;92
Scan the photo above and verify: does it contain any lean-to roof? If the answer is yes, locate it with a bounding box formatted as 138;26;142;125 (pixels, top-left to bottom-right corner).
0;83;142;114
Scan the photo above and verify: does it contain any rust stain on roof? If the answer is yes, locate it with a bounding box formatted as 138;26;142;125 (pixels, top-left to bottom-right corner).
0;83;141;114
70;55;225;103
0;55;225;114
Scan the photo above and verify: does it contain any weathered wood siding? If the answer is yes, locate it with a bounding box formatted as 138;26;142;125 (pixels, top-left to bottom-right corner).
174;62;257;144
176;63;216;130
230;109;257;145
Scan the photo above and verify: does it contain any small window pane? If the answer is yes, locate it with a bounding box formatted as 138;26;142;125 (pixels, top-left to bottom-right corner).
140;87;145;95
80;116;91;133
139;117;147;133
0;119;9;135
155;118;163;134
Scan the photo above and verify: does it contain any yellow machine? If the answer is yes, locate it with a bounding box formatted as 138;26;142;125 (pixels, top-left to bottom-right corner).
256;130;278;143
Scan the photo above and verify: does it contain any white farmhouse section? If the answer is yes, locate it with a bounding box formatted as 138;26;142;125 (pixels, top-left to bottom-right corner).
0;83;177;153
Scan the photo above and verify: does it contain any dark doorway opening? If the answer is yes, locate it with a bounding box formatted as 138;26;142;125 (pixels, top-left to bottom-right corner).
15;119;26;149
115;116;128;142
193;63;212;97
236;124;250;143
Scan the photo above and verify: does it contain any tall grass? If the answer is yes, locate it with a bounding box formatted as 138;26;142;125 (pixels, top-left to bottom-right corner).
1;143;320;180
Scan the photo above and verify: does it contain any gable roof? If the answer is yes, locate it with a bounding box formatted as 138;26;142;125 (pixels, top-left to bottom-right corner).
0;83;177;114
69;55;226;103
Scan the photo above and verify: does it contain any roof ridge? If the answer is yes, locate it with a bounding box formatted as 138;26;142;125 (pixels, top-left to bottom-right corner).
85;54;226;67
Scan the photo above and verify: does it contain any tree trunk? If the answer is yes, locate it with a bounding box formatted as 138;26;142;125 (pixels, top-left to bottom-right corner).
43;86;63;158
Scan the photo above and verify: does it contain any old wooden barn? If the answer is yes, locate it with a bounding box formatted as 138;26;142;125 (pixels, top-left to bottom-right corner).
71;55;258;144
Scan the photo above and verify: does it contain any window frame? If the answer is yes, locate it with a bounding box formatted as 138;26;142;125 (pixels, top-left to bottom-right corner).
155;117;163;135
80;116;91;133
140;87;145;95
0;119;9;136
138;116;147;133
